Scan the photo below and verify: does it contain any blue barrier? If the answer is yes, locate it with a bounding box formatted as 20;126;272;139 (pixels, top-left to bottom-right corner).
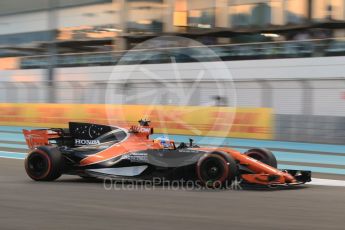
0;143;27;149
0;151;26;159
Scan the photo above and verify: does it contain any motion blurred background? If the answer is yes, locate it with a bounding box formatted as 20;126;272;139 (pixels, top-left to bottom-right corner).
1;3;345;229
0;0;345;144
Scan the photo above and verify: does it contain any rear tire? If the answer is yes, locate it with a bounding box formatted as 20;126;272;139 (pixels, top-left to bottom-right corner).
245;148;277;168
196;152;238;188
25;146;64;181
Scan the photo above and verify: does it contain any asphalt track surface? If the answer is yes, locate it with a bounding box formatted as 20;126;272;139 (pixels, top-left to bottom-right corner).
1;158;345;230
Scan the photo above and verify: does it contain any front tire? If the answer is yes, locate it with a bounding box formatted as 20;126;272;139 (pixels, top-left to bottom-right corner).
25;146;63;181
245;148;277;168
196;152;238;188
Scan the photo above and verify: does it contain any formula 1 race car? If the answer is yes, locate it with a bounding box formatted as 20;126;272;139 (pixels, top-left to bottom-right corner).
23;120;311;188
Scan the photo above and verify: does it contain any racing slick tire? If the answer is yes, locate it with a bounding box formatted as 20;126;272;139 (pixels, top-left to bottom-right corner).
25;146;64;181
196;152;238;188
245;148;277;168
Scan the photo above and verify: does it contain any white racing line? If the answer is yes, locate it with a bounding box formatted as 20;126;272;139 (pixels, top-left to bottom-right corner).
0;154;344;187
309;178;345;187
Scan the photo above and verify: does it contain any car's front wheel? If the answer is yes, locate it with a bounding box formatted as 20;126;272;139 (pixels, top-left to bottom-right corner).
244;148;277;168
196;152;238;188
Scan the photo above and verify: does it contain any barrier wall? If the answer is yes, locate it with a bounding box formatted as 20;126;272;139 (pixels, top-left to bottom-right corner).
0;103;273;140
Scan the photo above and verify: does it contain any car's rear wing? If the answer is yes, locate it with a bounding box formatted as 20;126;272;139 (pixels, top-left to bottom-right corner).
23;129;62;150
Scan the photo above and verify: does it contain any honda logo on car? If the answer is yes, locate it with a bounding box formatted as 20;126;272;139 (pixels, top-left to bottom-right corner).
75;139;100;145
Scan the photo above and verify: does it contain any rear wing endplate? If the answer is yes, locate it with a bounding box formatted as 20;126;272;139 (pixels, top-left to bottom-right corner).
22;129;60;149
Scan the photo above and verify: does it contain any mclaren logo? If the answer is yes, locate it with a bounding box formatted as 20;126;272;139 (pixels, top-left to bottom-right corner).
75;139;100;145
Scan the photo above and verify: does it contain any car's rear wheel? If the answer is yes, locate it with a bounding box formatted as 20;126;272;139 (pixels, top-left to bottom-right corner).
245;148;277;168
196;152;238;188
25;146;64;181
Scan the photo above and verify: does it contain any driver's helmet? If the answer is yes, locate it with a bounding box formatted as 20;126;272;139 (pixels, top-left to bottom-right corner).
154;136;173;149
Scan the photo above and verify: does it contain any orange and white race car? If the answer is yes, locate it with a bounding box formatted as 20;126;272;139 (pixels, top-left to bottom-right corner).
23;119;311;188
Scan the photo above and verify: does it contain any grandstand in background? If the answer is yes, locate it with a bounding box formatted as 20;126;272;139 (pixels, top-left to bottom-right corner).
0;0;344;66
